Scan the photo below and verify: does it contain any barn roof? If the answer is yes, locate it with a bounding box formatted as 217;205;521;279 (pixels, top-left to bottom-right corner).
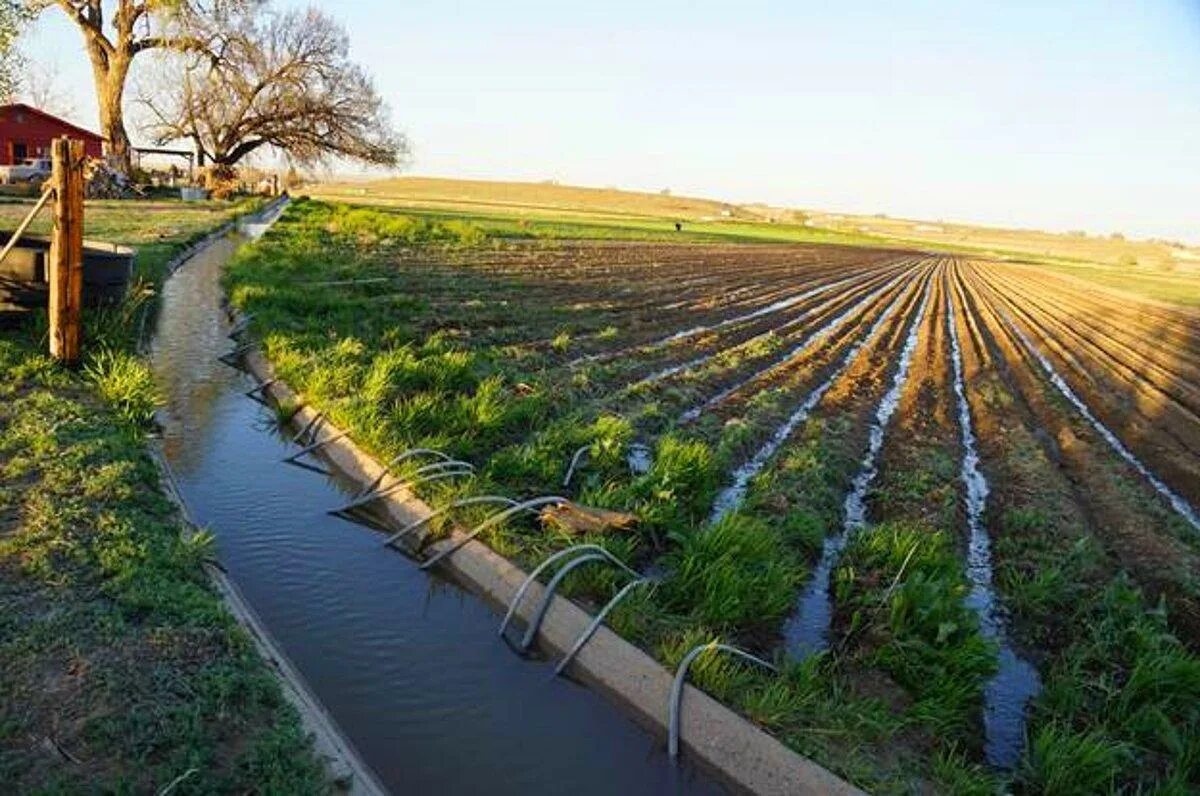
0;103;105;142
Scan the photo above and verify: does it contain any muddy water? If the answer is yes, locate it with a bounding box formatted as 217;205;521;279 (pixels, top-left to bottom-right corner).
782;276;933;656
150;215;724;795
945;294;1040;769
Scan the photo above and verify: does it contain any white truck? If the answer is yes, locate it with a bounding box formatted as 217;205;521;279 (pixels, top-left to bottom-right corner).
0;158;52;185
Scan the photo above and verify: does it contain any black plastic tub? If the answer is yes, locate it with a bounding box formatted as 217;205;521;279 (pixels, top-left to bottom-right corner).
0;232;134;314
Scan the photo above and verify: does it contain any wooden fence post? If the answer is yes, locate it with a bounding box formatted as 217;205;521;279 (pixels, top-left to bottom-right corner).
49;137;85;365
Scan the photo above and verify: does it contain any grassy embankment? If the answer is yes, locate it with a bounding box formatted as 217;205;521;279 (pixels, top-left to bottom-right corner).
0;198;329;793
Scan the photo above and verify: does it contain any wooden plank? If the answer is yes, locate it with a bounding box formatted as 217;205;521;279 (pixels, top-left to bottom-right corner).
48;137;84;364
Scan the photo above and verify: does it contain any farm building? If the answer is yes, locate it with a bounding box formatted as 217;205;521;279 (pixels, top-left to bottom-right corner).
0;103;104;164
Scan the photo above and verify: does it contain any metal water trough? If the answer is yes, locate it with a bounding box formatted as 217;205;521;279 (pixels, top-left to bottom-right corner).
0;232;135;315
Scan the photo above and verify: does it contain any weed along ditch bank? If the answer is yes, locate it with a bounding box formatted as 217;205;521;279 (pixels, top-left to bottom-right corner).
0;198;332;793
216;198;1200;794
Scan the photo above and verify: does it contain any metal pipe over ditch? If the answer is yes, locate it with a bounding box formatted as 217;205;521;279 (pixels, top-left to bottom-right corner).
383;495;524;548
419;496;569;571
668;643;777;760
499;543;640;639
554;578;652;676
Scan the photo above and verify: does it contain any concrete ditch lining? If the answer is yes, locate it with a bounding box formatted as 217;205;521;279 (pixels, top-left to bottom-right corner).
234;339;864;796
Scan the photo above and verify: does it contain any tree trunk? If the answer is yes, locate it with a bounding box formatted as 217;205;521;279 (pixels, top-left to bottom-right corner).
86;43;133;175
97;70;132;174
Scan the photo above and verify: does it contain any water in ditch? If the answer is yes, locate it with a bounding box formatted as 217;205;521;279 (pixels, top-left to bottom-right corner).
149;214;725;795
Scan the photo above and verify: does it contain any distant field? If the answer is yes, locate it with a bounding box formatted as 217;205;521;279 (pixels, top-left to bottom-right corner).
306;177;882;247
809;209;1200;307
310;175;765;221
308;176;1200;306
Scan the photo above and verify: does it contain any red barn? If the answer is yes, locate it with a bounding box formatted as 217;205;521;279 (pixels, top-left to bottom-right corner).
0;103;105;165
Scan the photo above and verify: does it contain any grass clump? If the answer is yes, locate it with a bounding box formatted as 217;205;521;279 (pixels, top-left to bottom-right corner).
1019;577;1200;793
83;347;161;427
661;513;802;633
835;522;996;741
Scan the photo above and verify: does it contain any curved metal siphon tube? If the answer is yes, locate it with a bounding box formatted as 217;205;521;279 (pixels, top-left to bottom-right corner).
352;447;455;500
562;445;590;487
419;496;569;571
244;378;278;404
668;642;778;760
331;464;473;514
519;553;609;650
553;578;652;676
281;430;350;463
499;544;640;638
290;412;323;445
384;495;521;548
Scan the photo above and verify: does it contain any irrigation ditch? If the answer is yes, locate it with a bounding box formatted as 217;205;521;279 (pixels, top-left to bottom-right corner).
145;199;859;794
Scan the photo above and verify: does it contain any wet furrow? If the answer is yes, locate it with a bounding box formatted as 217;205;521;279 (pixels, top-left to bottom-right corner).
708;264;933;523
679;262;922;423
944;267;1040;768
569;256;909;366
956;263;1200;640
782;268;936;655
617;260;915;391
970;266;1200;533
620;258;921;395
969;264;1200;509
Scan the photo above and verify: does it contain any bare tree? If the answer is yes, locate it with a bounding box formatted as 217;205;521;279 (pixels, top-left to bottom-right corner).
28;0;255;172
140;7;406;169
22;59;76;118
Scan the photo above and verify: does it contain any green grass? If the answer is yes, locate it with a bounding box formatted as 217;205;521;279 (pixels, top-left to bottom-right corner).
660;514;802;632
0;198;327;793
835;523;996;742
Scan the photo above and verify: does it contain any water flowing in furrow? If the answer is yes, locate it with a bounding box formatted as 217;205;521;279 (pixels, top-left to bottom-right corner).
679;267;918;423
630;266;910;393
782;275;934;657
945;290;1040;769
998;305;1200;533
570;272;861;366
706;270;926;524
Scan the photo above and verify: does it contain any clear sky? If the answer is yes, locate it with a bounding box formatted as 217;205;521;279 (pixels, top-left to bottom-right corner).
21;0;1200;242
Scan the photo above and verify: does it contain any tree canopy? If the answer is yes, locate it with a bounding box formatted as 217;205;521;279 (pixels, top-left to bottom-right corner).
30;0;261;171
141;6;406;168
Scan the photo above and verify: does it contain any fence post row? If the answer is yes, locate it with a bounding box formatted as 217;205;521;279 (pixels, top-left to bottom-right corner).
48;137;85;365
